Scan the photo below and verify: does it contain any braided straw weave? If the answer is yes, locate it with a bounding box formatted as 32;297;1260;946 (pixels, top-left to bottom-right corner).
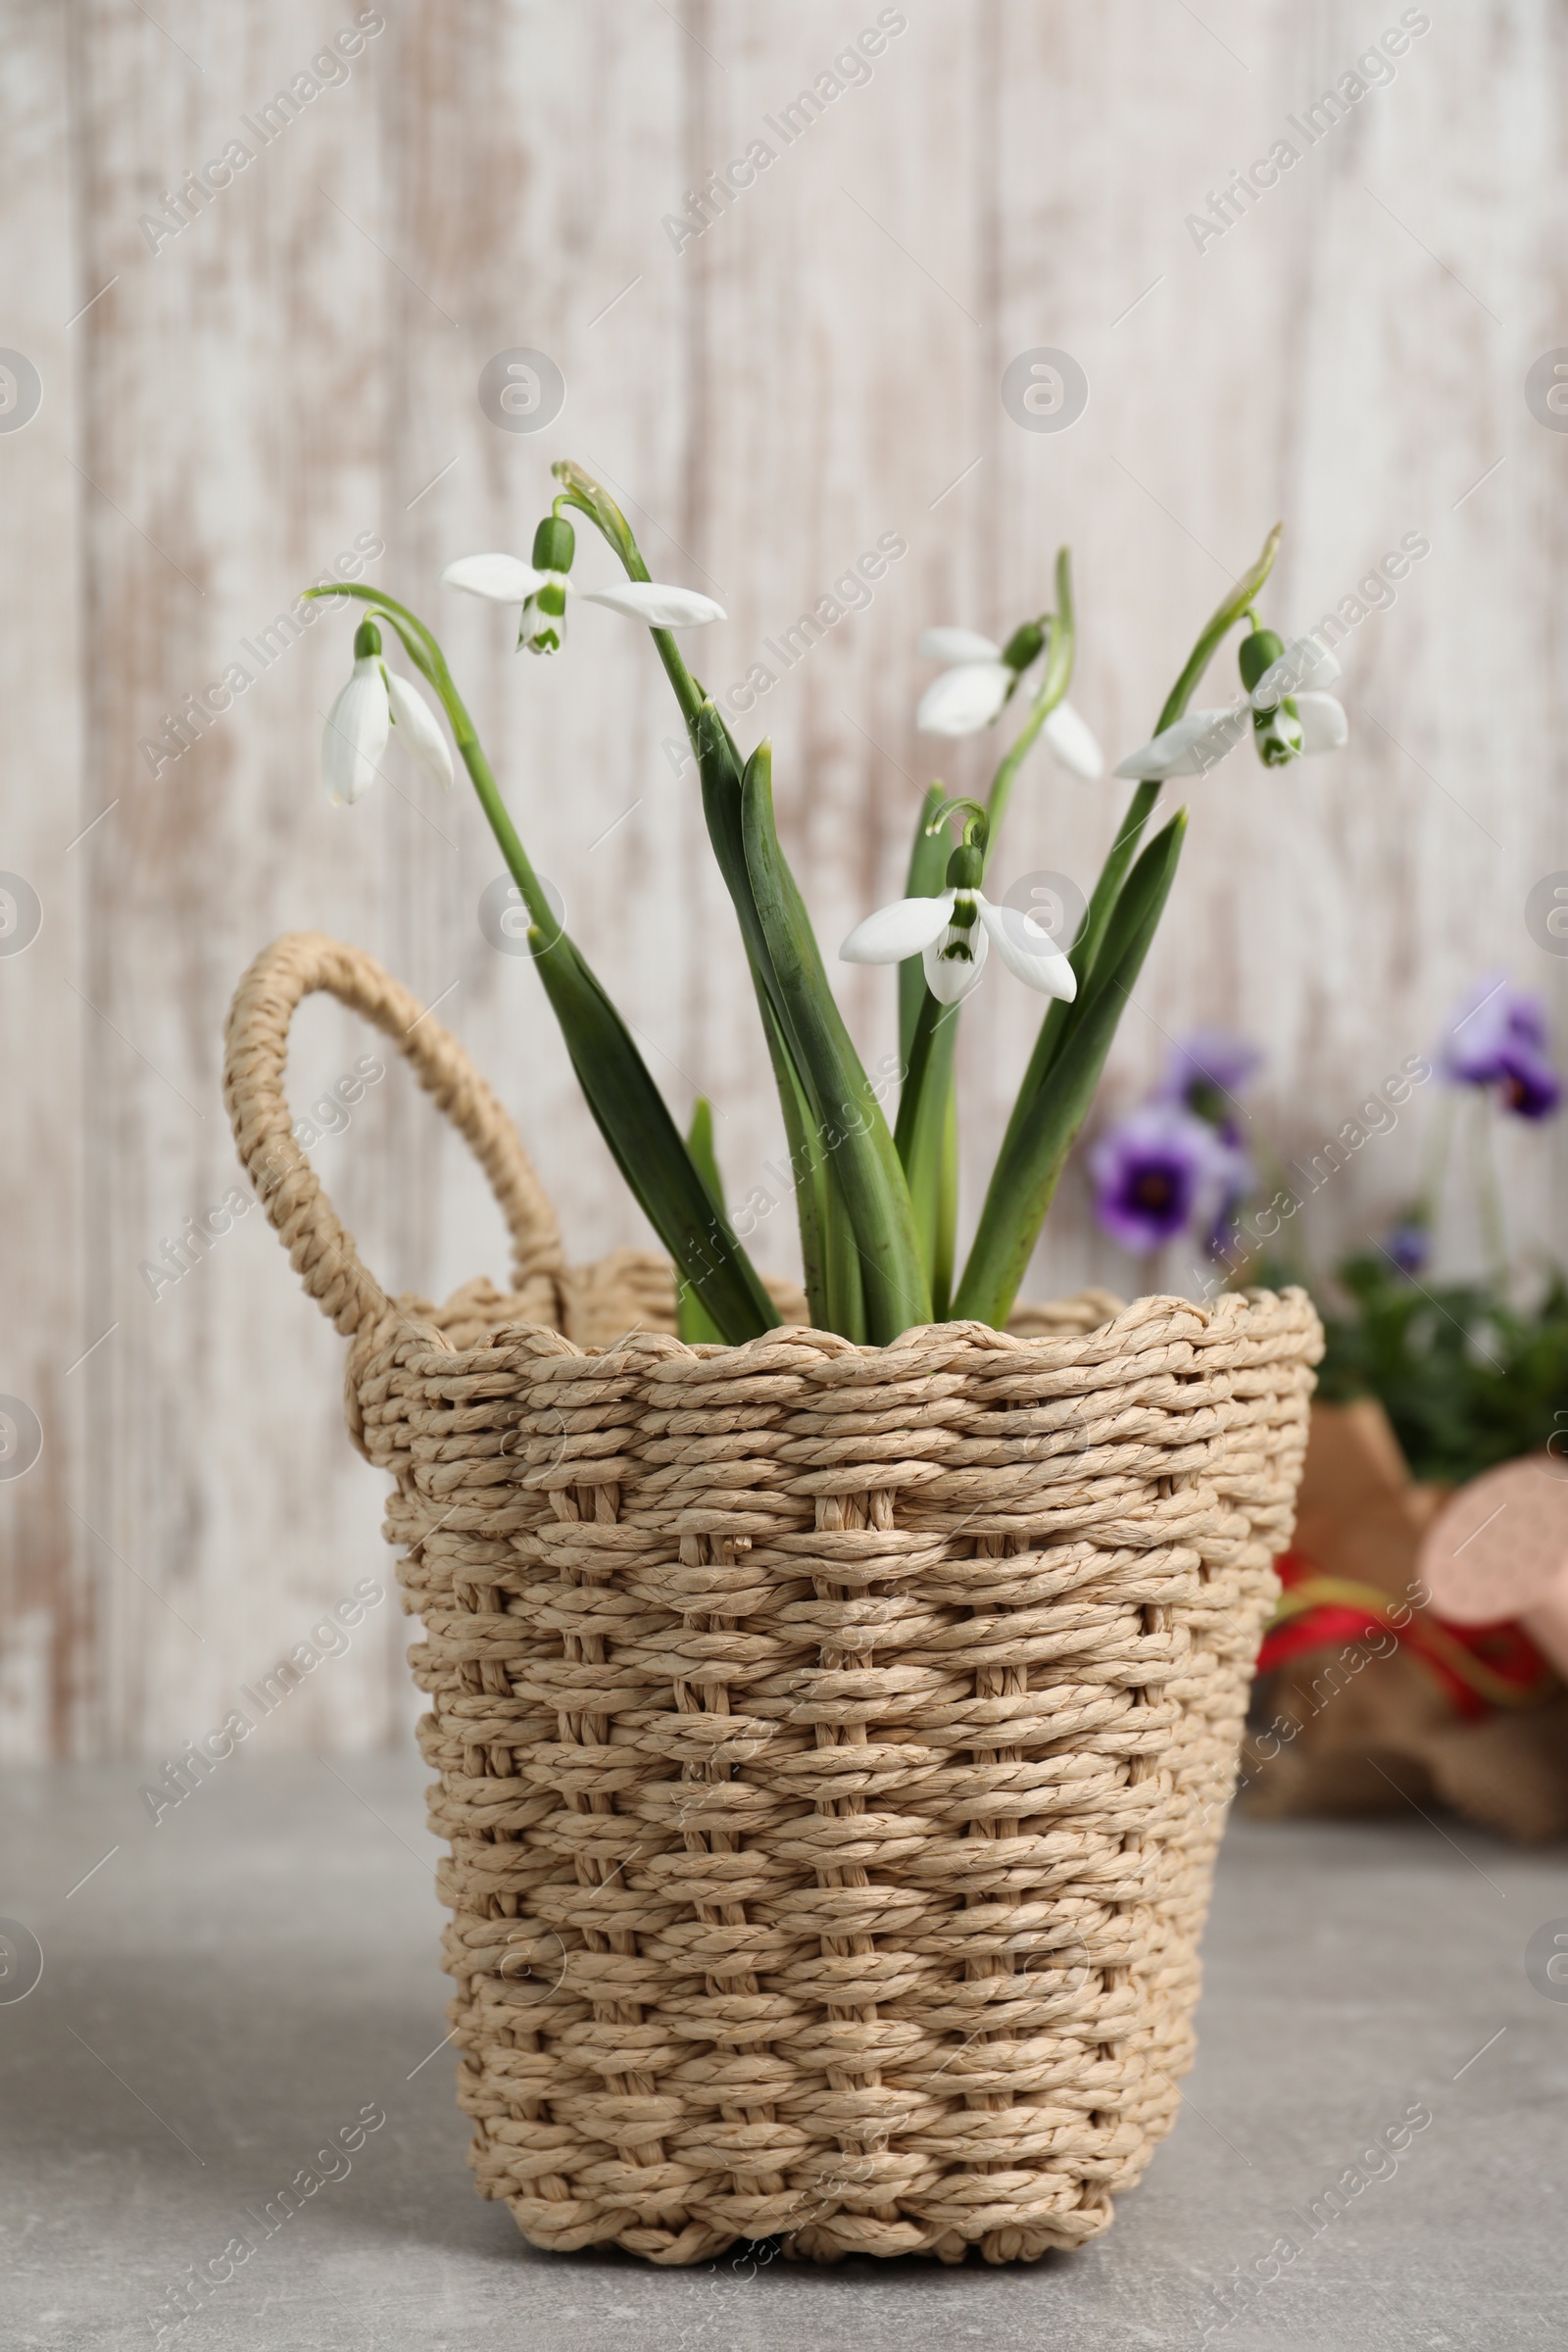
225;933;1321;2266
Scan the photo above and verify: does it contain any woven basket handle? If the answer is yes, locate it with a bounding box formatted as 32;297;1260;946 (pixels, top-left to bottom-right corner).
222;930;564;1338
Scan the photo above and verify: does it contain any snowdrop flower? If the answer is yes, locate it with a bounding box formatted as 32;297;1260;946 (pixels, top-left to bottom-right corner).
321;619;453;807
915;623;1102;776
443;514;723;656
841;817;1077;1008
1114;629;1348;781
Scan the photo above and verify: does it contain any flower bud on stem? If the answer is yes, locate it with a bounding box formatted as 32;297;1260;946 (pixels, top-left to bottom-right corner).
305;583;561;948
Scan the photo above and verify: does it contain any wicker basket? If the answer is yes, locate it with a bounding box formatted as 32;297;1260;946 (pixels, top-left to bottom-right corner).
224;932;1321;2266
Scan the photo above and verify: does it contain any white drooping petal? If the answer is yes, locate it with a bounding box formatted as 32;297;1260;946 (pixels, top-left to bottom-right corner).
840;891;956;965
384;669;454;789
1042;699;1103;780
1113;704;1250;780
917;627;1002;664
577;582;726;627
1295;643;1343;692
976;896;1078;1001
322;657;390;807
916;661;1013;736
922;911;990;1004
1295;692;1349;755
1250;635;1343;708
441;553;547;603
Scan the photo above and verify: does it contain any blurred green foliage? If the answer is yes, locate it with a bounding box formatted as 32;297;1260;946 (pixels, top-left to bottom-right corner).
1311;1251;1568;1486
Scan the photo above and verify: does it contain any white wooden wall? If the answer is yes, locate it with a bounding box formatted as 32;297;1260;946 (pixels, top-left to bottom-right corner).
3;0;1564;1758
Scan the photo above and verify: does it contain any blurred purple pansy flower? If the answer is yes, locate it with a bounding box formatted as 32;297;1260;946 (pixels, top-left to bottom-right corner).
1087;1100;1251;1254
1158;1027;1263;1133
1439;973;1561;1121
1384;1217;1431;1277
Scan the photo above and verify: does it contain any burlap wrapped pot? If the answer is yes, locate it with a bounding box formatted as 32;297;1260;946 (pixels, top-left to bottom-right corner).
224;931;1321;2266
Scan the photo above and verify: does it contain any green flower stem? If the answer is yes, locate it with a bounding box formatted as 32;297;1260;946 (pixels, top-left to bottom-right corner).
981;523;1286;1195
888;799;985;1309
1471;1094;1510;1291
1156;526;1281;735
1246;1134;1317;1286
985;549;1075;844
934;1091;958;1320
304;581;779;1344
1418;1088;1458;1229
305;583;560;942
551;460;714;733
890;568;1077;1315
1074;523;1282;988
898;784;951;1067
893;786;957;1306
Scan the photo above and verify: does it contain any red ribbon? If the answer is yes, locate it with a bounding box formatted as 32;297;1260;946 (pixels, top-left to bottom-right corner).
1259;1548;1555;1722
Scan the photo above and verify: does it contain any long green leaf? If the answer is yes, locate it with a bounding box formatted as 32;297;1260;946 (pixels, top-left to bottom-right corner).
688;702;870;1334
530;930;780;1344
676;1099;727;1343
756;993;826;1324
953;810;1189;1327
895;991;961;1315
549;468;894;1344
822;1176;868;1339
741;743;931;1342
689;701;777;982
756;991;866;1338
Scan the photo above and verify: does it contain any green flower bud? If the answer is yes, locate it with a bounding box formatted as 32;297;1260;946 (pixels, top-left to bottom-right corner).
1238;626;1285;694
946;841;984;890
1240;628;1300;765
353;618;382;661
1001;618;1045;672
531;514;575;574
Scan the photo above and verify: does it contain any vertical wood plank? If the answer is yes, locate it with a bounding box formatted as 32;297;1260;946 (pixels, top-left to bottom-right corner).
0;2;86;1757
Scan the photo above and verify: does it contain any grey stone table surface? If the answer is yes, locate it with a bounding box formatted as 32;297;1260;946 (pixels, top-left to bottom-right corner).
3;1759;1565;2352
